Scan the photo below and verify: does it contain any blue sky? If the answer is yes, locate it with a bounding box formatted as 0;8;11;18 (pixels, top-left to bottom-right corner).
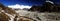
0;0;60;6
0;0;45;6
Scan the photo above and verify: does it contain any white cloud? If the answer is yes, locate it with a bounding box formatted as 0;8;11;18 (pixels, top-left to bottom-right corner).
8;4;31;9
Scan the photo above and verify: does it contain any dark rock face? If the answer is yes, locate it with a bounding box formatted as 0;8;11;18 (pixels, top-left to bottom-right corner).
28;5;42;12
42;2;54;12
29;2;60;12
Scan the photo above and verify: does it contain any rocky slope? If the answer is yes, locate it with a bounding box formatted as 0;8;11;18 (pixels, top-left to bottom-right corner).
0;2;60;21
0;3;35;21
0;3;17;21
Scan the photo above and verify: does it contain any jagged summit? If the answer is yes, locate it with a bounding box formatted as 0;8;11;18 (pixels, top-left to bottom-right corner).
45;0;54;4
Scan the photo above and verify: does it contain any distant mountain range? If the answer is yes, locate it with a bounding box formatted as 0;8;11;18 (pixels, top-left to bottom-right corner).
8;4;31;9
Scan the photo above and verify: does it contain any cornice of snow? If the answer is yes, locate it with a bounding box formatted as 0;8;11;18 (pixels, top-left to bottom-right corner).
46;1;54;4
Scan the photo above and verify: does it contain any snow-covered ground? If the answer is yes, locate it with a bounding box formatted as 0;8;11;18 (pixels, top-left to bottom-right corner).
0;9;60;21
15;10;60;21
